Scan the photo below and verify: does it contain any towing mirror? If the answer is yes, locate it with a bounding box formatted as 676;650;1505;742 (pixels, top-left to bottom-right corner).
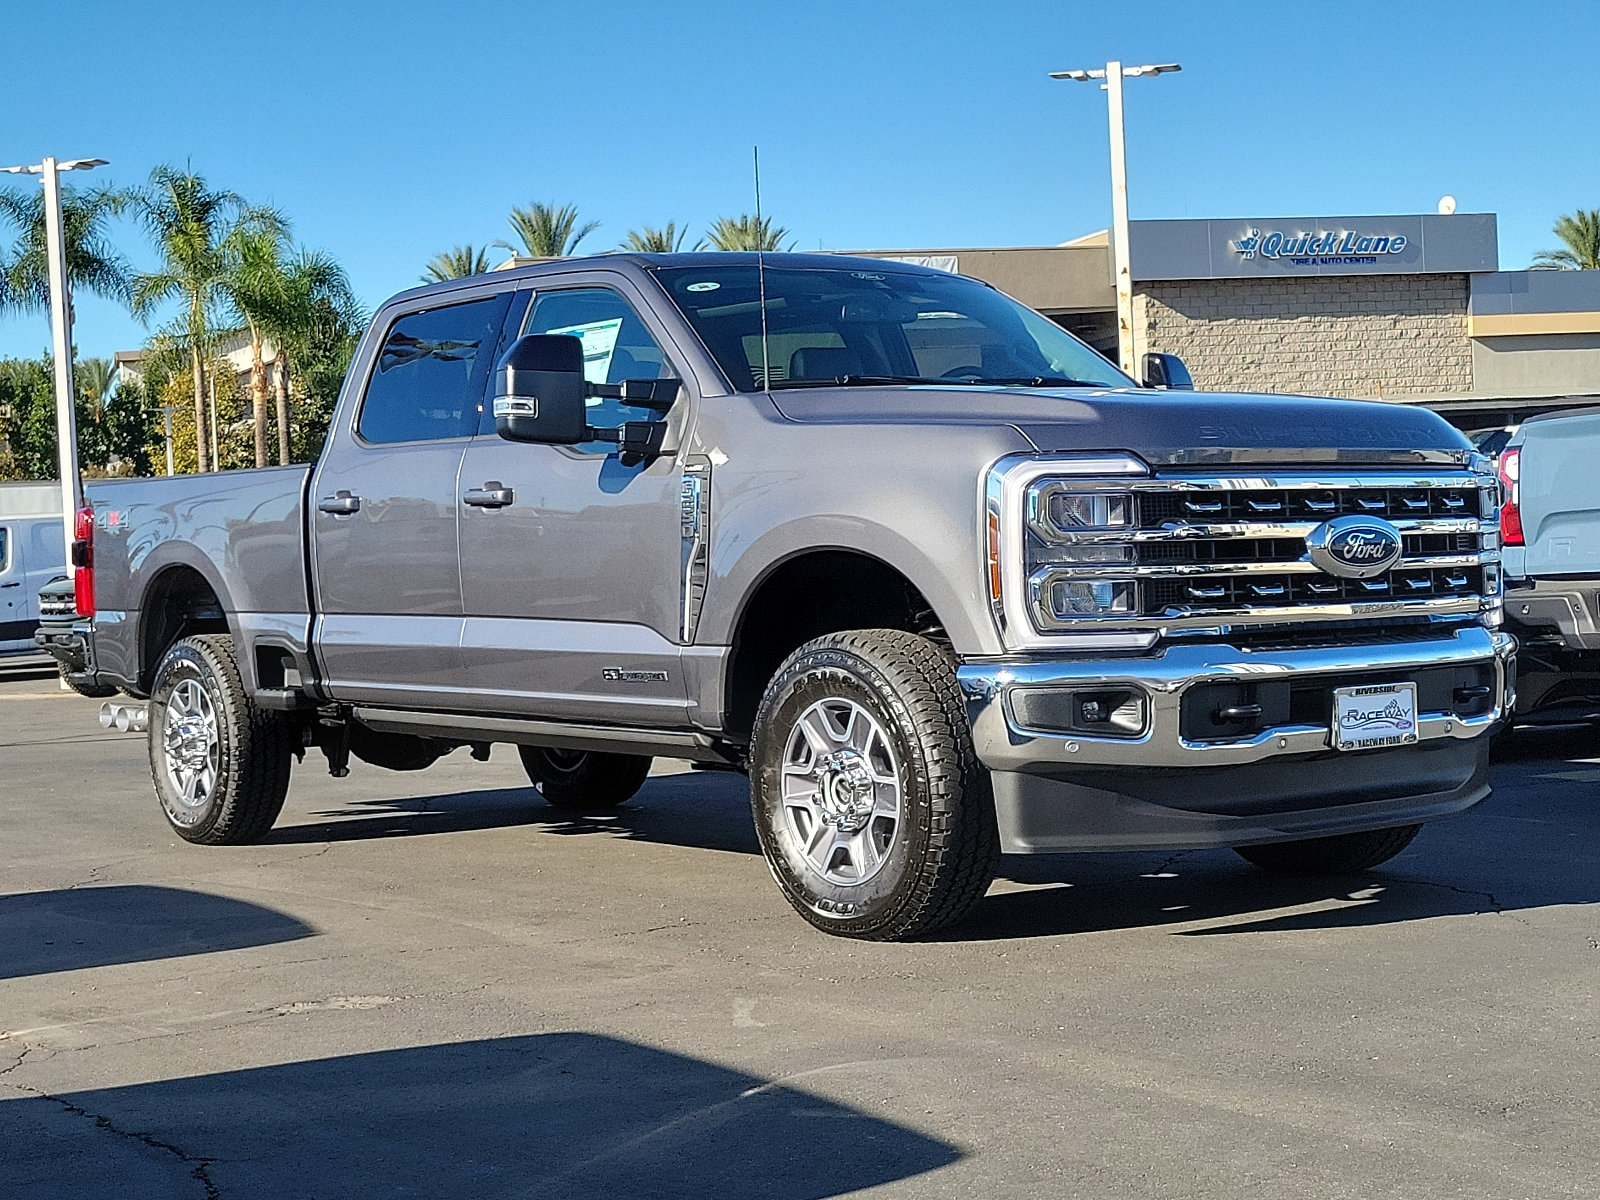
1142;352;1194;391
494;334;588;444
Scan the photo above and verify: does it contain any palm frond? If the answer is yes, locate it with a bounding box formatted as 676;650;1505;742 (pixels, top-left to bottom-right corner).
423;244;491;281
705;213;793;252
504;203;599;257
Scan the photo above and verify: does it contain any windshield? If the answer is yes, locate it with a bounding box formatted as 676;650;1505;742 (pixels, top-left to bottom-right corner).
652;264;1134;393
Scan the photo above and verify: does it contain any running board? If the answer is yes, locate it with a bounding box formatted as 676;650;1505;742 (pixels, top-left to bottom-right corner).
350;707;737;765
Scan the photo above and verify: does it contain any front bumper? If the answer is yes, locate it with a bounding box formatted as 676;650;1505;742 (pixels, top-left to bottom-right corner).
957;625;1515;853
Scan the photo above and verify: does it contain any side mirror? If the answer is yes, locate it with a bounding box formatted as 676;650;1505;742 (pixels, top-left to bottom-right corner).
494;334;588;443
1142;352;1194;390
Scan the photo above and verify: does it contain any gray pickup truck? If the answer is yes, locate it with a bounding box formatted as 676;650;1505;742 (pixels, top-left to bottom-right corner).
45;252;1514;940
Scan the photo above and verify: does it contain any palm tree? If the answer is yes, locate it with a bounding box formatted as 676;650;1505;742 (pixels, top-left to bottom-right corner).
705;214;793;252
131;166;281;473
222;224;294;467
1532;209;1600;270
422;244;491;281
259;250;362;465
0;182;132;313
500;202;598;258
77;356;116;424
621;222;700;253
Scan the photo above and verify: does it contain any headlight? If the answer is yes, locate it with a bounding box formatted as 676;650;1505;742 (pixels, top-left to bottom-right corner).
1025;485;1141;626
984;452;1155;649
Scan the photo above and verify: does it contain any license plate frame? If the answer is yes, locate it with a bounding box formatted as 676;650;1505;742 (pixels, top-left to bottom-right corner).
1332;682;1420;751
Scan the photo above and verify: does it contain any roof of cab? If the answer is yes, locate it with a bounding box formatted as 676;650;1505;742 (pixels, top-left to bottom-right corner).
383;251;947;310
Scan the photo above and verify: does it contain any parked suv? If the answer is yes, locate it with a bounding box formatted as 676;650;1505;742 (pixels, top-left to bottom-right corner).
39;253;1513;940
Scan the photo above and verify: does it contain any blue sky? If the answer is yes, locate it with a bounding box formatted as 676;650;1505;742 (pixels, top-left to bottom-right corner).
2;0;1597;362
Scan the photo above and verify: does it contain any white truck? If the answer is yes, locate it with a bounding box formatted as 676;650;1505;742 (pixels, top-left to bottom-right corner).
1500;408;1600;722
0;482;65;657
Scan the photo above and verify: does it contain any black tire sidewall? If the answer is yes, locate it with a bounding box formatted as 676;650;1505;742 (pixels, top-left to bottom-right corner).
752;644;936;935
148;641;239;841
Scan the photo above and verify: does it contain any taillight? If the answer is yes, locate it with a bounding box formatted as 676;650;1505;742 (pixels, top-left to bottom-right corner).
1497;448;1523;547
71;505;95;617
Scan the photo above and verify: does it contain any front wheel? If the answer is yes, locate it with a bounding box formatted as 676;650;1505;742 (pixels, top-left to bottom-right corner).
148;634;293;844
750;629;999;941
1234;824;1422;875
518;746;652;810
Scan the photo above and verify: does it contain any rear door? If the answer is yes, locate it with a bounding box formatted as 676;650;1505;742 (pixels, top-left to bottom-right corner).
454;277;693;725
1519;409;1600;578
311;289;511;707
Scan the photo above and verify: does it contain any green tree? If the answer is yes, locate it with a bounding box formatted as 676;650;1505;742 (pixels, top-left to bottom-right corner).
422;244;491;281
500;202;598;258
0;182;132;314
262;250;363;463
76;356;115;422
1532;209;1600;270
221;224;296;467
621;222;699;253
131;165;281;473
705;214;792;252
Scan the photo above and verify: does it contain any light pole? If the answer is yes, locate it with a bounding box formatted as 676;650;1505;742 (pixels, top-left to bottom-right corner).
0;156;109;572
1050;62;1179;377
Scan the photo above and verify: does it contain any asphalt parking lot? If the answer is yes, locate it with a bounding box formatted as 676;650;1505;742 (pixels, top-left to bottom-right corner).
1;666;1596;1200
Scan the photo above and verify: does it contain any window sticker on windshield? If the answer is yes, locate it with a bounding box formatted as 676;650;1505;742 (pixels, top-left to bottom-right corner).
548;317;623;392
686;281;720;292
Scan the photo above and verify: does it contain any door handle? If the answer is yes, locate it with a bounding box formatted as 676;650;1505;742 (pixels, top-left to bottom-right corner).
317;491;362;515
0;582;18;589
463;483;514;509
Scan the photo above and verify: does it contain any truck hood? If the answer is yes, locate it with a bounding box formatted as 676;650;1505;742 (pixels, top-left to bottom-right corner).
767;385;1476;468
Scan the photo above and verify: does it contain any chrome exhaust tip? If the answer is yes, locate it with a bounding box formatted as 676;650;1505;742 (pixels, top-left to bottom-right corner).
99;701;149;734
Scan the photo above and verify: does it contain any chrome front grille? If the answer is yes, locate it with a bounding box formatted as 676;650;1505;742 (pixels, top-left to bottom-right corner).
1025;471;1501;633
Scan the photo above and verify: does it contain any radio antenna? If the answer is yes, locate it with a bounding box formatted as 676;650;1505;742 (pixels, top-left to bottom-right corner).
753;145;771;391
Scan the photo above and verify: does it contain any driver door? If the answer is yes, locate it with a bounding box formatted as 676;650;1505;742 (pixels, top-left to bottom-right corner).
455;280;692;725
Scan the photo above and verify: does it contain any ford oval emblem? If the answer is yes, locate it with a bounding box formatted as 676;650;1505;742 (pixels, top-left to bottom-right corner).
1306;515;1403;579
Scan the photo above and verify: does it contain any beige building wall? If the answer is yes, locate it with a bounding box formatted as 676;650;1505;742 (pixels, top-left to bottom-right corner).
1134;274;1473;398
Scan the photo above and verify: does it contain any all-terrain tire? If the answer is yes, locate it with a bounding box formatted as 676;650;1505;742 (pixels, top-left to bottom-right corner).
1234;824;1423;875
750;629;999;941
518;746;652;810
147;634;293;845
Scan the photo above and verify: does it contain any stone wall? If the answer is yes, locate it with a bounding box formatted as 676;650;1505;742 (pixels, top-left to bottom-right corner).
1135;274;1472;397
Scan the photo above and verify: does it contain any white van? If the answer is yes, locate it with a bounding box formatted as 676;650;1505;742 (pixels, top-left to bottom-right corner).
0;482;66;656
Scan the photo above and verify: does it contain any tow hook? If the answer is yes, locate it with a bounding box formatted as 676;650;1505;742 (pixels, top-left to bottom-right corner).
99;701;149;733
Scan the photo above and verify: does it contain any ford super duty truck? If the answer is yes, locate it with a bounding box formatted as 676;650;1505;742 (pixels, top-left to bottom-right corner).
40;253;1515;940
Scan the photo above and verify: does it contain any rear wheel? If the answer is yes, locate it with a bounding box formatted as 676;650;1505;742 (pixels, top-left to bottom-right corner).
518;746;652;810
148;634;293;845
750;629;999;941
1234;824;1422;875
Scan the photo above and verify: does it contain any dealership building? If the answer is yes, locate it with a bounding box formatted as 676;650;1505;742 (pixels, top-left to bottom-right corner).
856;212;1600;431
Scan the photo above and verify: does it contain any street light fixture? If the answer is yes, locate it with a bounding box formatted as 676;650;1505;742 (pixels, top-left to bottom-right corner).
0;155;109;574
1050;62;1180;376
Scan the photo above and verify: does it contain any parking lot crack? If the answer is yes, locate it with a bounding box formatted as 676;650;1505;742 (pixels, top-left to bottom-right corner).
7;1078;220;1200
1397;877;1512;918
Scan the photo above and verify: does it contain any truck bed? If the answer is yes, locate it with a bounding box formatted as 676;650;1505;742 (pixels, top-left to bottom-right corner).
86;465;314;692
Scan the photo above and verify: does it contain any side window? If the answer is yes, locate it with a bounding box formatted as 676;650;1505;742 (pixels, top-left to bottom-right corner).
522;287;674;436
358;294;509;445
0;527;9;575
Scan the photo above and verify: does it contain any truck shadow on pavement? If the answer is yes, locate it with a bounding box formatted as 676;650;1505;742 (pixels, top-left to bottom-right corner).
0;1032;961;1200
0;885;315;980
266;729;1598;943
268;768;763;855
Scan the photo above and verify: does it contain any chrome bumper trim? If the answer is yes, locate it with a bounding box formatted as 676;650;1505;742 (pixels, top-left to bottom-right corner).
958;626;1516;770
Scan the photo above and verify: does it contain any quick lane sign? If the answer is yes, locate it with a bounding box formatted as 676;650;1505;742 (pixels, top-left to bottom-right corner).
1234;227;1407;266
1127;213;1498;280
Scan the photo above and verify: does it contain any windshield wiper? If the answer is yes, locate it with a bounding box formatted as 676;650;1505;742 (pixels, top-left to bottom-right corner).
769;374;950;389
963;375;1114;388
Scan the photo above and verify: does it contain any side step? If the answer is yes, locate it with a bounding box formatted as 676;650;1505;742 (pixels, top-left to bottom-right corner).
350;707;738;765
